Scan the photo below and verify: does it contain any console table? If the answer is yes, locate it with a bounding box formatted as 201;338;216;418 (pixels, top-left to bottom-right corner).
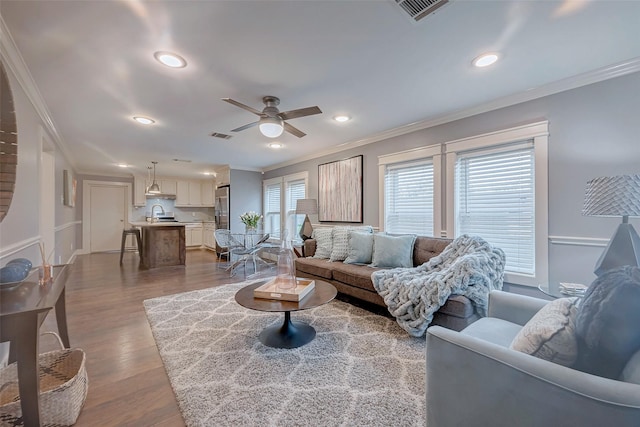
0;264;71;427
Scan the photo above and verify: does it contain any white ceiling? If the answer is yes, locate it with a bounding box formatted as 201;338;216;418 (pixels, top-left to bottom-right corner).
2;1;640;179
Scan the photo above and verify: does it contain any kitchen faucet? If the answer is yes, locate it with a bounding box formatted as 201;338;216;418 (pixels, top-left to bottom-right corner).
151;204;165;218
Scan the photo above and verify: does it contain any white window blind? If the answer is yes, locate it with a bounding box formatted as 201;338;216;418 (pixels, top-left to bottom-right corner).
285;179;306;241
455;145;535;275
384;159;434;236
264;182;281;239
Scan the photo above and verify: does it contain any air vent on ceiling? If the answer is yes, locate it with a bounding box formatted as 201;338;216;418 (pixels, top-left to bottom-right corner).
211;132;233;140
394;0;449;22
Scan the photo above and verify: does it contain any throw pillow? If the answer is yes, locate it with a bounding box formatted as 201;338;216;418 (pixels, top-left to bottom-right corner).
344;231;375;265
509;297;580;367
329;226;373;262
311;228;333;259
621;349;640;384
574;266;640;379
370;233;416;268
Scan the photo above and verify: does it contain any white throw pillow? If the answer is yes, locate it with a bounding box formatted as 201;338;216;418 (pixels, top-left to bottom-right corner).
312;228;333;259
509;297;580;367
330;226;373;262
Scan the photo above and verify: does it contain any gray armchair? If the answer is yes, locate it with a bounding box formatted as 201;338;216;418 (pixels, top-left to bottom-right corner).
426;291;640;427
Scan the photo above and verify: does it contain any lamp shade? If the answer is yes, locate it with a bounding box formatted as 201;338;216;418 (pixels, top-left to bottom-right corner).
259;117;284;138
296;199;318;215
582;175;640;217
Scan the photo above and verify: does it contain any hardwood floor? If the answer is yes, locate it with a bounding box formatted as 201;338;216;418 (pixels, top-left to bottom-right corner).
39;249;239;426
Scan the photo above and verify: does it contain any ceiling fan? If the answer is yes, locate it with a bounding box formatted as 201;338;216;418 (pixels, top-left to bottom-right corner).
222;96;322;138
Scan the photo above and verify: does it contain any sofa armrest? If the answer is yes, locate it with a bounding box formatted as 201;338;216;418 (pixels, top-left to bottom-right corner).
303;238;316;257
487;290;548;326
426;326;640;427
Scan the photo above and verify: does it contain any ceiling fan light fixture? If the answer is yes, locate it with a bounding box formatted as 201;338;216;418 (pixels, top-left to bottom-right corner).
259;117;284;138
153;51;187;68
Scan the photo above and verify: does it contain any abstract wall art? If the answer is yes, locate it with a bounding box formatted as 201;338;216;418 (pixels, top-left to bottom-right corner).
318;155;363;222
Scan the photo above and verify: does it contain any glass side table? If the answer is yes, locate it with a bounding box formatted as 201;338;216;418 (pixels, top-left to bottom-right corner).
538;282;587;299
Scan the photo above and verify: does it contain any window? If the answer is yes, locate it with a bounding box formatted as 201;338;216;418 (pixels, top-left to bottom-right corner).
379;121;549;287
446;121;549;286
379;145;442;238
455;143;535;275
263;172;308;241
384;159;435;235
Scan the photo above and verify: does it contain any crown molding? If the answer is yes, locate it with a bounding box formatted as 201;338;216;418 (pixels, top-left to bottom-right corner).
0;16;77;170
263;57;640;172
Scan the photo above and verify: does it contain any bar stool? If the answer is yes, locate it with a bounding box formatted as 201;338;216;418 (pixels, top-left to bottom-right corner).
120;228;142;265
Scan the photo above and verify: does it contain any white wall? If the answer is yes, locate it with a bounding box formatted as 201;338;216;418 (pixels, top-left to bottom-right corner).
0;50;79;267
264;71;640;289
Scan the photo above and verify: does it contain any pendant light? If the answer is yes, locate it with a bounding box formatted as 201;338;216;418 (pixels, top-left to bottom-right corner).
148;161;161;194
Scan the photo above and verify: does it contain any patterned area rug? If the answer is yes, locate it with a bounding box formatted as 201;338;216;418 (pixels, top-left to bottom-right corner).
143;281;426;427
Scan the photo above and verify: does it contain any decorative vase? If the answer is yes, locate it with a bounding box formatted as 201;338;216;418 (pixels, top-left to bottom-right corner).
276;230;297;290
245;225;257;234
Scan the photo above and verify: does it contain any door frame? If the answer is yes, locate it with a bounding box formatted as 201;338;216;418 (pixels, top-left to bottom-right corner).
39;127;56;261
81;180;133;254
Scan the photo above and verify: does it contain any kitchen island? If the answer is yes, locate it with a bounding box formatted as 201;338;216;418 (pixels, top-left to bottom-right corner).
130;222;186;269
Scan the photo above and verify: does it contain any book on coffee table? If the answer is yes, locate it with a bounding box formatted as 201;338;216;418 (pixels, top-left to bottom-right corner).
253;278;315;302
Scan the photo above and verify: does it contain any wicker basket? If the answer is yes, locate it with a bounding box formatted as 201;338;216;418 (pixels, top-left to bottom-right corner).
0;334;88;426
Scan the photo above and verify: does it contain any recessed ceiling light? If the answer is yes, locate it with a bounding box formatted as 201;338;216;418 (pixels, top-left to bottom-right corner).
334;115;351;122
268;142;283;149
133;116;155;125
154;51;187;68
473;53;499;68
117;164;129;168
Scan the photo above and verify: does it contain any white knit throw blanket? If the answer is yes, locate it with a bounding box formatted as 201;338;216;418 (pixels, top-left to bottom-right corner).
371;235;506;337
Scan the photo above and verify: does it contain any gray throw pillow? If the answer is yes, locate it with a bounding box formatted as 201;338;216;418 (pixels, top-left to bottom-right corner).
574;266;640;379
311;228;333;259
370;233;416;268
330;226;373;262
344;231;375;265
510;297;580;367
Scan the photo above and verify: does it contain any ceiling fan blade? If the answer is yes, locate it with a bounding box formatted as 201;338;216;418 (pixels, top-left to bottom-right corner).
231;121;259;132
283;122;306;138
222;98;264;116
278;106;322;121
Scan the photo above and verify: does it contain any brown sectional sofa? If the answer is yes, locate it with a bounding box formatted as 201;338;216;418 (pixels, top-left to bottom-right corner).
295;235;480;331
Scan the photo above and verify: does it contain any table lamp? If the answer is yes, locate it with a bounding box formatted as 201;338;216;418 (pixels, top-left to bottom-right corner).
582;174;640;276
296;199;318;241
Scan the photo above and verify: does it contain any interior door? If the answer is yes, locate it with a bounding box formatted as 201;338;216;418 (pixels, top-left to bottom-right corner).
90;184;126;252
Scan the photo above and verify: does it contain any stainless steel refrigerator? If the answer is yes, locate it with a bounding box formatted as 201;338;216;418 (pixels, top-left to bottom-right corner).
214;185;230;256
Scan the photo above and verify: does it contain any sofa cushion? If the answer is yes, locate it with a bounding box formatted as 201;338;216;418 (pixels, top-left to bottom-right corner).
295;257;334;280
331;262;382;292
574;266;640;379
461;317;522;348
413;237;452;266
370;233;416;268
311;228;333;259
344;231;375;265
509;297;580;367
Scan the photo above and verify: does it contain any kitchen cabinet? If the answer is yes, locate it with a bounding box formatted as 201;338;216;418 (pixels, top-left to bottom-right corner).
185;223;203;247
216;166;230;187
203;223;216;250
176;180;215;207
201;181;215;206
134;176;178;206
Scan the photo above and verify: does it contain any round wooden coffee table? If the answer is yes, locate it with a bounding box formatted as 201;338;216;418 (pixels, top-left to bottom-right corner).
235;279;337;349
